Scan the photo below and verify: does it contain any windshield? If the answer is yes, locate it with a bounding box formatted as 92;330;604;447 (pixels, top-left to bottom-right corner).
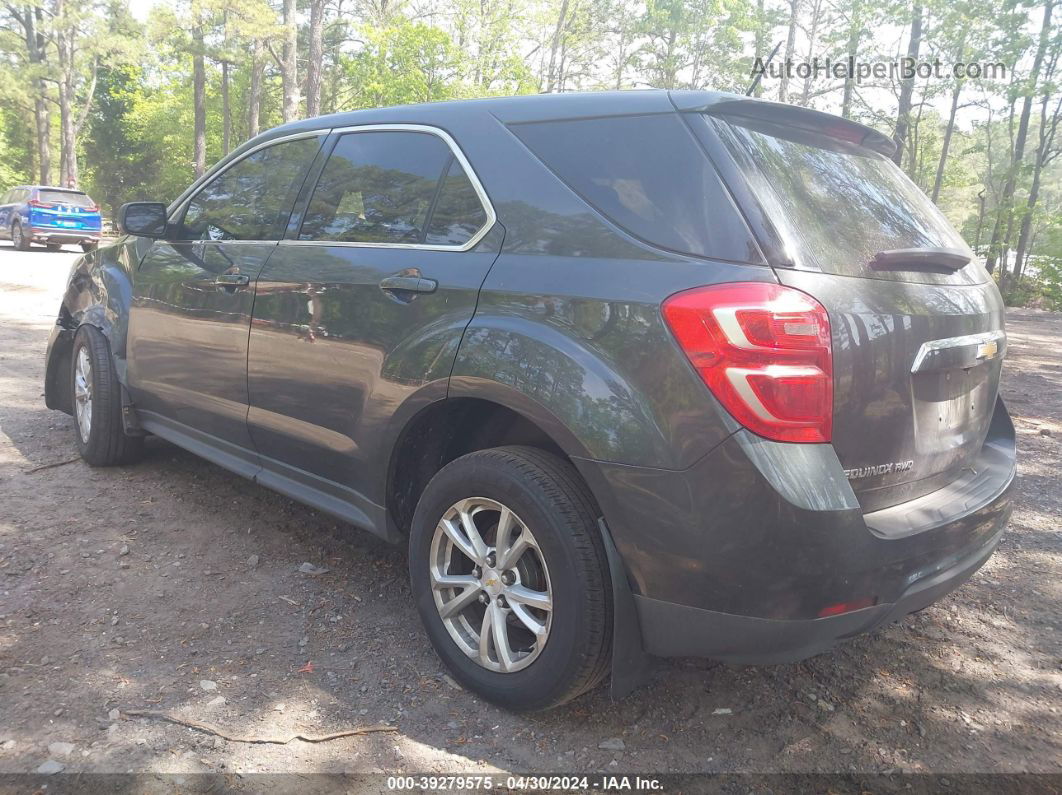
38;190;95;208
708;115;981;284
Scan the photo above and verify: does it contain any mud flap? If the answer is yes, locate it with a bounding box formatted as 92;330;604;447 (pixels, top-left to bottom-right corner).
120;384;145;436
597;518;652;701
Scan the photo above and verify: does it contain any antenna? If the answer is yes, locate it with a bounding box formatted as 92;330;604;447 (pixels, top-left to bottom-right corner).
746;41;784;97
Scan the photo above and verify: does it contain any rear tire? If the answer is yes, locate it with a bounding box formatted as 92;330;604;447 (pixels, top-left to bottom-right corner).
81;241;97;253
12;221;30;251
46;243;62;252
409;445;612;712
70;325;144;466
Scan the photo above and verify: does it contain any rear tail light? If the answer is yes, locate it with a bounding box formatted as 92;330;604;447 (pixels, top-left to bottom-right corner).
28;199;55;209
85;204;99;212
662;282;833;443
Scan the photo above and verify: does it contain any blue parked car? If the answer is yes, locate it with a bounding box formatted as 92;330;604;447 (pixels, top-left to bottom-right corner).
0;185;102;252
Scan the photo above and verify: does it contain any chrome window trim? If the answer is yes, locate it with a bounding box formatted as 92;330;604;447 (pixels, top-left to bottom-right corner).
279;123;497;253
169;129;329;238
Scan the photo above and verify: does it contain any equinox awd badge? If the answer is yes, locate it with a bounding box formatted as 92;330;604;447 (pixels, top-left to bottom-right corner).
844;460;915;479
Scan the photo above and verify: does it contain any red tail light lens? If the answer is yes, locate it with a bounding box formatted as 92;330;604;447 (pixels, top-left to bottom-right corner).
28;198;55;209
85;204;99;212
662;282;833;443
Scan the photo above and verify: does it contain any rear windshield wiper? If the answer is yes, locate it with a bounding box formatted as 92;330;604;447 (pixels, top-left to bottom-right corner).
869;247;971;274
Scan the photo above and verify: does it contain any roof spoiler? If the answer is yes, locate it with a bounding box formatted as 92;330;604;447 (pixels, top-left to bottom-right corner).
672;94;896;157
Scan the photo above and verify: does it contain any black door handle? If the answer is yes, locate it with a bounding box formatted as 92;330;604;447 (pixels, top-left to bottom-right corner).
379;275;437;294
215;273;250;291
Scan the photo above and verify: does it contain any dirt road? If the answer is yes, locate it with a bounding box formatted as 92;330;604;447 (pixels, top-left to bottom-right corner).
1;247;1059;782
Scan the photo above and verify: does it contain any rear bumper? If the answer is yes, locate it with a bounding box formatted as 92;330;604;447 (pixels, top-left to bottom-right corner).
634;518;1004;662
30;226;100;243
575;398;1015;663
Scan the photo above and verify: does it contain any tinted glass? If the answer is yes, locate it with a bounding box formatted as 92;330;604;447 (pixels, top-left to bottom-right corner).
38;189;94;207
425;159;488;245
511;114;753;261
299;131;452;244
709;115;973;279
181;136;322;241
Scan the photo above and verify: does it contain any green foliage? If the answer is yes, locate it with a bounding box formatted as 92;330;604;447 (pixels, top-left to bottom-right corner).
0;105;32;188
83;66;162;213
339;21;463;109
0;0;1057;287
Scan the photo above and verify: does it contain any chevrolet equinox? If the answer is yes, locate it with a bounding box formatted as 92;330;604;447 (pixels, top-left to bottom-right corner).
44;90;1015;711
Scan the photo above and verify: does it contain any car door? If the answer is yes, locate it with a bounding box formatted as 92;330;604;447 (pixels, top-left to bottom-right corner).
246;125;500;517
126;133;325;472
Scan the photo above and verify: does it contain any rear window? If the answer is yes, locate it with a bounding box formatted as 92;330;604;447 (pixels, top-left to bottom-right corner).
511;114;755;262
707;115;978;281
38;190;95;208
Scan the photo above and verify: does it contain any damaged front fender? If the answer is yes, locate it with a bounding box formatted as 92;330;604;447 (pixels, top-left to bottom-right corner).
43;236;149;416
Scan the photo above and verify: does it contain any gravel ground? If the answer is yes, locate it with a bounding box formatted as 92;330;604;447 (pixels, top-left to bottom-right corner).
0;247;1060;784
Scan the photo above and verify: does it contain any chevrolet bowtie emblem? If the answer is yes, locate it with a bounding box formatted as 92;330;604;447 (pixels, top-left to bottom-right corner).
976;339;998;359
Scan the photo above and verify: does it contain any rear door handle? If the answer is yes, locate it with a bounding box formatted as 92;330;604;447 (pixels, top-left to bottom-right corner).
215;273;250;290
379;275;437;294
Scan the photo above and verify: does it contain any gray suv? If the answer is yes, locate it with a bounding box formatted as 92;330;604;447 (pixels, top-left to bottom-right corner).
44;90;1015;711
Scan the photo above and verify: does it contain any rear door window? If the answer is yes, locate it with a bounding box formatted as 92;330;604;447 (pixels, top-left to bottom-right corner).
180;135;323;241
510;114;755;262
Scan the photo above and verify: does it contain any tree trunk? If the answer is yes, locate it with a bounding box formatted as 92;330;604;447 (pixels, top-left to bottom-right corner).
931;53;964;202
1013;93;1060;278
22;5;52;184
305;0;326;118
54;0;77;187
281;0;299;122
778;0;799;103
840;2;862;118
221;61;231;155
58;75;76;185
892;3;923;166
193;27;206;179
751;0;766;96
985;0;1054;273
545;0;571;93
248;41;264;138
974;189;987;253
799;0;824;106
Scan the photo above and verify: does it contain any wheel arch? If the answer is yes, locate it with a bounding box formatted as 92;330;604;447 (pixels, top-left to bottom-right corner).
383;392;588;540
44;238;143;416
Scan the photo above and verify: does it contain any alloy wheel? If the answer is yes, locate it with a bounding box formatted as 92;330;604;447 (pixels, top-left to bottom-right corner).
429;497;553;672
74;347;93;442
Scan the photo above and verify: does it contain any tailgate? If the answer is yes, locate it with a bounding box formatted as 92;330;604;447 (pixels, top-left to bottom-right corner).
777;269;1005;511
699;106;1007;511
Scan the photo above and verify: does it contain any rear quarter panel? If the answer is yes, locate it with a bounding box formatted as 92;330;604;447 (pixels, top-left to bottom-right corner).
448;110;770;469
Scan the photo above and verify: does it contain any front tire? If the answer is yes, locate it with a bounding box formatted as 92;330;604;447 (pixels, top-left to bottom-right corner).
70;325;144;466
12;221;30;251
409;446;612;711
